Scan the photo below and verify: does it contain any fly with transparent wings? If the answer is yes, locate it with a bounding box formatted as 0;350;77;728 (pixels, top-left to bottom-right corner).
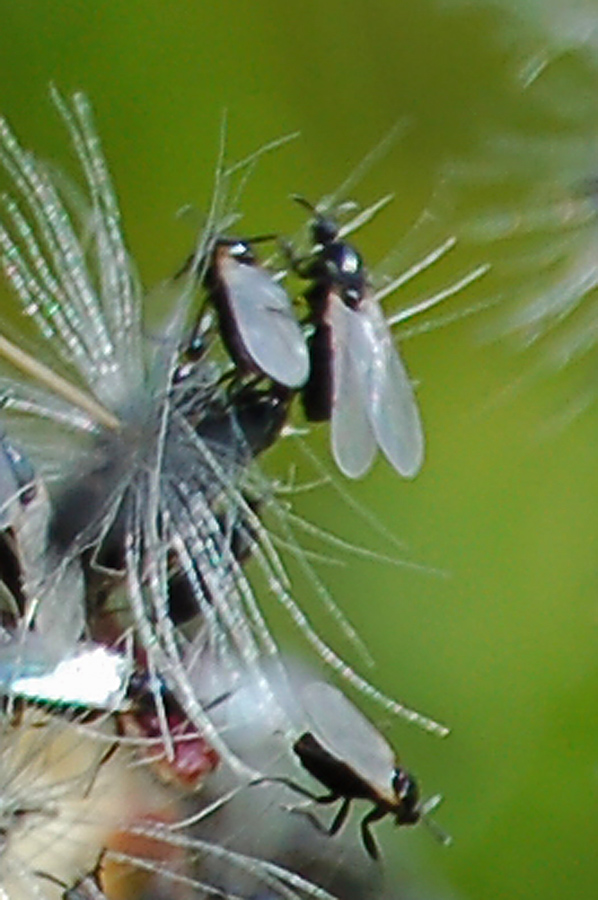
197;238;310;388
287;192;488;479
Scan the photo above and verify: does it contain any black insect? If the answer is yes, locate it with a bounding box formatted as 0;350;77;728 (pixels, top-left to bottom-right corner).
293;198;424;479
258;682;446;860
193;381;292;462
187;237;309;388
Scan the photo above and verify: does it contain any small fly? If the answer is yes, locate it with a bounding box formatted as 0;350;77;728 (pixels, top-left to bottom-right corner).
186;237;309;389
292;198;424;479
257;681;448;860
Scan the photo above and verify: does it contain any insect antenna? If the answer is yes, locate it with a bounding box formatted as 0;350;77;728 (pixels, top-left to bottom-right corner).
419;793;452;847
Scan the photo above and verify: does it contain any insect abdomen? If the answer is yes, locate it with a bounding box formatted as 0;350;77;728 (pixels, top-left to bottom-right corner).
293;732;376;802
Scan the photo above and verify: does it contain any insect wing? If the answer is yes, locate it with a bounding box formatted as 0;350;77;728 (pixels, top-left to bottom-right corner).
222;255;309;387
301;681;397;803
360;297;424;478
329;295;377;479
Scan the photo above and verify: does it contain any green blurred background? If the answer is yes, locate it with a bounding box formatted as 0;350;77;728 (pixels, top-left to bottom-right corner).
1;2;598;899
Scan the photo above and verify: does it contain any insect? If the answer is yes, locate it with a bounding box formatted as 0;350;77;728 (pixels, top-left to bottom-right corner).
259;681;439;860
193;380;292;462
293;198;424;480
186;237;309;389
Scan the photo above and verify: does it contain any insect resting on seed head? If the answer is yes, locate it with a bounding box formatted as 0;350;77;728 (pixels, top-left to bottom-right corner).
184;235;310;389
290;196;425;480
254;682;449;860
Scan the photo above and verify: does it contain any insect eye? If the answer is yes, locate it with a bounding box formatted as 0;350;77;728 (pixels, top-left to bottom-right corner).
392;769;420;822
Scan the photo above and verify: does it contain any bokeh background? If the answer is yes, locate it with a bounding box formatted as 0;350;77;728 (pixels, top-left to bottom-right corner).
1;2;598;899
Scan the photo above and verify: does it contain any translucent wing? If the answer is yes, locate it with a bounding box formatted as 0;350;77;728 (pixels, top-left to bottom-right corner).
222;256;309;387
329;295;377;478
301;681;396;802
359;297;424;478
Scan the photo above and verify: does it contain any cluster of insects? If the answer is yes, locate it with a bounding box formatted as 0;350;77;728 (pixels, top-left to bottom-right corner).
177;191;425;481
0;89;464;899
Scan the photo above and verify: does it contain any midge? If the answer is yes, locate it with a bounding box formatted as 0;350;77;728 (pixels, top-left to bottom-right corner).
292;197;424;480
185;236;310;389
259;682;448;860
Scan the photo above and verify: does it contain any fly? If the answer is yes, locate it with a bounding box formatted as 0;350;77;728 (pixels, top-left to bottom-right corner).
256;681;448;860
186;237;309;389
163;381;291;626
293;198;424;479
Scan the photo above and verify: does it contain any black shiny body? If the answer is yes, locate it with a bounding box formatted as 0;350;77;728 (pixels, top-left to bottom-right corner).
301;292;333;421
294;731;378;801
295;207;368;422
194;382;291;462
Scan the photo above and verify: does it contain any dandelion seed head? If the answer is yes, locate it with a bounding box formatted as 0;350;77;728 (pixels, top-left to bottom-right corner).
0;88;463;900
0;90;459;754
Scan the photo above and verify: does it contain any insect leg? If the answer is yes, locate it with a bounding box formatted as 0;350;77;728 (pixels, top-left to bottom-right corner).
82;741;119;799
252;776;343;837
288;796;351;844
328;796;352;836
286;806;330;836
360;805;387;861
251;775;337;805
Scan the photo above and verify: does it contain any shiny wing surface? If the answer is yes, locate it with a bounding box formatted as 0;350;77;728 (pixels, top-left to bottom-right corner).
223;256;309;387
360;297;424;478
329;295;377;478
302;681;396;802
